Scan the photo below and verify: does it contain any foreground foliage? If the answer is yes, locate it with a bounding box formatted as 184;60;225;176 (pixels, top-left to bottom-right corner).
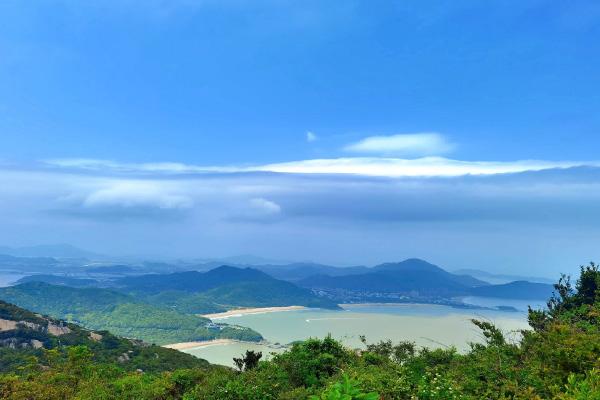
1;263;599;399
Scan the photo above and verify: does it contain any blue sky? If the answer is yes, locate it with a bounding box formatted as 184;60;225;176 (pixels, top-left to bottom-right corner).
1;1;600;275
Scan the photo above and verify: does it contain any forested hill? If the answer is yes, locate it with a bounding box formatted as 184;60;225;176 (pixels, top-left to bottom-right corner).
116;266;340;309
116;266;275;292
0;300;208;374
0;282;263;345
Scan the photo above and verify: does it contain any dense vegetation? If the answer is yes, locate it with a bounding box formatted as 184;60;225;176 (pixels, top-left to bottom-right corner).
1;263;599;399
117;266;341;310
0;300;208;374
142;291;228;315
200;280;342;309
0;283;262;345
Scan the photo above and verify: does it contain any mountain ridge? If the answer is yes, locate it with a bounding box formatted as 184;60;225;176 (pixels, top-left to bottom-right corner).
297;258;552;301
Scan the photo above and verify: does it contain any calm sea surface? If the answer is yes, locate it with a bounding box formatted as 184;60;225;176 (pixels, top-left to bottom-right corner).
184;302;534;367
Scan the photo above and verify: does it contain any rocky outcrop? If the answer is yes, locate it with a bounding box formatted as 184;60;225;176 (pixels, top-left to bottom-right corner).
0;316;72;351
0;318;18;331
117;350;134;363
47;323;70;336
0;337;45;349
0;318;39;331
0;317;70;336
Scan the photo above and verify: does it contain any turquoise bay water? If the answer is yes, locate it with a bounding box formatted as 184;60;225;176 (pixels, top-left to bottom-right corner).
184;303;531;367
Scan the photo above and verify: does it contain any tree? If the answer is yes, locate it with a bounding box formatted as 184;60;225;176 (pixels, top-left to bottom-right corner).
529;262;600;330
233;350;262;372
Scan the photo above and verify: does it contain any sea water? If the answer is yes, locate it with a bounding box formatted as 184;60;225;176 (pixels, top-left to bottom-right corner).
184;303;531;367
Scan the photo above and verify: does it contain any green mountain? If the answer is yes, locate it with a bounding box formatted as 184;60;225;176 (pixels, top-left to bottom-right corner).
116;265;279;292
0;300;208;373
298;258;551;301
202;280;340;309
142;290;228;314
298;258;483;297
118;266;341;309
0;282;262;345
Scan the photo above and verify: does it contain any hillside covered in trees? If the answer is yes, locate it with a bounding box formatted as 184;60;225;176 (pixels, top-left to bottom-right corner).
0;300;208;374
0;263;599;399
0;282;262;345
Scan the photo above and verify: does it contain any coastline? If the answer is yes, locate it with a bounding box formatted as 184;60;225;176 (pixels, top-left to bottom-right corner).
338;302;444;308
163;339;239;350
201;305;306;320
164;338;289;351
165;306;308;351
340;303;443;307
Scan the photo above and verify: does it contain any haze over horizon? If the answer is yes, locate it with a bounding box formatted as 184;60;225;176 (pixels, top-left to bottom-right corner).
1;1;599;276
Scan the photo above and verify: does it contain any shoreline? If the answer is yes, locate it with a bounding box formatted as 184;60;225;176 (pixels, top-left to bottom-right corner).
339;302;481;309
201;305;306;320
164;339;288;351
340;302;444;307
163;339;239;350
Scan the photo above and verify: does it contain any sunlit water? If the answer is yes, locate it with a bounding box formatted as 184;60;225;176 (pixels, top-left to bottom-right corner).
184;302;533;367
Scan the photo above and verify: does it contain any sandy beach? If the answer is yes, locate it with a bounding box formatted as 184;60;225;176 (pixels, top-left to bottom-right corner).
162;339;238;350
201;305;306;320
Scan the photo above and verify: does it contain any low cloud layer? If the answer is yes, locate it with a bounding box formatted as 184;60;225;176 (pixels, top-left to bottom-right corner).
1;158;600;276
45;156;600;177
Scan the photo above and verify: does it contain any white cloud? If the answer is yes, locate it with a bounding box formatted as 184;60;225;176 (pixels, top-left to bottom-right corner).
82;182;193;210
227;197;282;222
2;162;600;272
252;157;599;177
249;198;282;215
343;133;455;156
45;158;212;174
44;157;600;178
306;131;318;142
